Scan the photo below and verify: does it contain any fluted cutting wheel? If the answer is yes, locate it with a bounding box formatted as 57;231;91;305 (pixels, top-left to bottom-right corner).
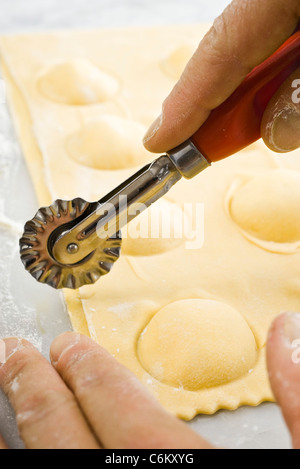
19;198;122;290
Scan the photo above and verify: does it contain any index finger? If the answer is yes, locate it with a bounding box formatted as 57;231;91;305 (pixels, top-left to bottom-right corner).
0;338;100;449
143;0;300;152
50;333;213;449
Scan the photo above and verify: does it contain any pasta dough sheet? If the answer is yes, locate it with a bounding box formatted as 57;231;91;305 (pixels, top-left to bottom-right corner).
2;25;300;420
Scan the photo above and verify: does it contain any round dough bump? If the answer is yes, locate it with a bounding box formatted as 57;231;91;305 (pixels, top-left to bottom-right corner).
138;299;258;391
161;45;195;80
38;59;119;105
122;199;187;256
230;169;300;243
66;116;152;170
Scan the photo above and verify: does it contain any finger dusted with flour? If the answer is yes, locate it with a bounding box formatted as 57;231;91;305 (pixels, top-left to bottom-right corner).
0;338;100;449
50;332;214;449
267;313;300;449
261;68;300;152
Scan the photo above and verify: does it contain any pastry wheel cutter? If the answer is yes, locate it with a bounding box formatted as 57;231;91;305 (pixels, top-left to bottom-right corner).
20;31;300;289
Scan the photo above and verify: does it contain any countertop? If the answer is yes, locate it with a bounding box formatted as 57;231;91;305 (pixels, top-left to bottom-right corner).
0;0;291;449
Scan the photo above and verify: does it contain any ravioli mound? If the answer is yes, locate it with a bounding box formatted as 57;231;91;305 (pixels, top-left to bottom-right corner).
138;299;258;391
230;169;300;243
66;116;151;170
39;59;119;105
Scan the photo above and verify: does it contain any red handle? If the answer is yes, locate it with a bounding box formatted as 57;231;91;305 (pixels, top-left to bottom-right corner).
191;31;300;163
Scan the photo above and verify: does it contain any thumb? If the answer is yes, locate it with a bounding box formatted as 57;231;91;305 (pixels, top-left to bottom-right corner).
267;312;300;449
261;68;300;152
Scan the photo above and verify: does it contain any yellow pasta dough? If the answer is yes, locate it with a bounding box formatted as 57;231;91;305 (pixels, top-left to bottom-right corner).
230;169;300;243
1;25;300;420
122;199;188;256
137;299;258;390
38;58;119;105
66;116;151;170
161;45;196;79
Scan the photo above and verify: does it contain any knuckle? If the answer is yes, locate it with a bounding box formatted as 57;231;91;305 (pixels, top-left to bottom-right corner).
57;346;114;387
76;369;106;390
207;13;236;64
0;351;32;394
204;4;256;73
58;347;100;376
75;361;121;393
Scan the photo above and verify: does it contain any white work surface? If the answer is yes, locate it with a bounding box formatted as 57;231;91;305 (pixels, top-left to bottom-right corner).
0;0;292;449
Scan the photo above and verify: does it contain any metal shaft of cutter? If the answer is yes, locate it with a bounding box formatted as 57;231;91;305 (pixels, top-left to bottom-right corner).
52;155;181;265
51;140;210;266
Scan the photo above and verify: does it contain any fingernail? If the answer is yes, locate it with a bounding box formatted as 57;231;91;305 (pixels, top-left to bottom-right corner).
0;338;23;366
283;312;300;346
50;332;81;365
143;114;163;145
271;108;300;152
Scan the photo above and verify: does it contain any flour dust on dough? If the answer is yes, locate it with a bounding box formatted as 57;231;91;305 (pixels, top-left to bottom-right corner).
1;25;300;419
